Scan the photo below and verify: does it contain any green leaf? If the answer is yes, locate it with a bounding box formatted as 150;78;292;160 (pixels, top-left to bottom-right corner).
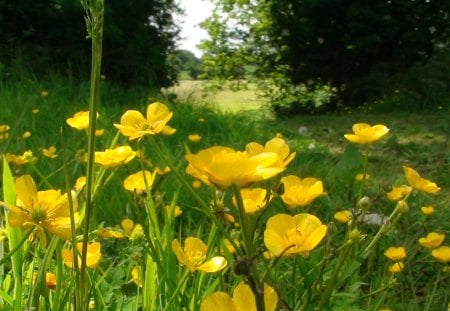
333;144;364;185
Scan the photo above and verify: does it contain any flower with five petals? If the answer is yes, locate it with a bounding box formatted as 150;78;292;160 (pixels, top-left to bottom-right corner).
344;123;389;144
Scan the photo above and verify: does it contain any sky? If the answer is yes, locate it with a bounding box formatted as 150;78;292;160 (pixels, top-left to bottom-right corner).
176;0;214;58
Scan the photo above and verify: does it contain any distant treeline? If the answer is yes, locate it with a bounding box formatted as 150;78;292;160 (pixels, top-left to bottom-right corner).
0;0;181;88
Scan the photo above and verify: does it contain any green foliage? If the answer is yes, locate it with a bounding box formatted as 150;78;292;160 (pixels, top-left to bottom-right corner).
0;0;181;88
168;50;203;80
200;0;450;111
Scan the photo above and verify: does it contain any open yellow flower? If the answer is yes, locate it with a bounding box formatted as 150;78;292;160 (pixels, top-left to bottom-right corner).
200;281;278;311
334;210;352;224
264;213;327;257
185;146;284;190
6;150;37;166
120;218;144;241
94;146;136;168
431;246;450;263
7;175;79;246
403;166;440;194
42;146;58;158
232;188;272;214
62;242;101;269
419;232;445;249
384;246;407;261
421;206;435;216
386;185;412;201
245;137;296;169
344;123;389;144
280;175;324;208
172;237;227;273
388;261;405;273
123;170;156;194
114;102;173;140
66;111;98;131
188;134;202;142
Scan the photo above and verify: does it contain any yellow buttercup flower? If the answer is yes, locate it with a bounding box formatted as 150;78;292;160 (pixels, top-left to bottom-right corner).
123;170;156;194
185;146;284;190
245;137;296;169
66;111;98;131
403;166;440;194
344;123;389;144
188;134;202;143
6;150;37;166
200;281;278;311
62;242;101;269
384;246;407;261
41;90;49;97
162;125;177;135
22;131;31;139
386;185;412;201
421;206;435;216
120;218;144;241
32;108;40;114
6;175;79;247
155;165;171;175
0;124;10;132
264;213;327;257
172;237;227;273
94;146;136;168
95;129;105;136
388;261;405;273
74;176;86;191
280;175;324;208
131;266;143;287
355;173;370;182
42;146;58;158
334;210;352;224
232;188;272;214
165;205;182;218
45;272;57;290
98;227;125;239
419;232;445;249
114;102;173;140
431;246;450;263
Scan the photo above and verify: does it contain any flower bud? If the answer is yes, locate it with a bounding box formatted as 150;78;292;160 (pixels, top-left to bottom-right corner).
349;228;364;243
396;200;409;213
357;196;371;209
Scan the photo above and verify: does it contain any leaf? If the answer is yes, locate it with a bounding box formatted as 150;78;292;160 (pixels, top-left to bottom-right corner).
332;144;364;185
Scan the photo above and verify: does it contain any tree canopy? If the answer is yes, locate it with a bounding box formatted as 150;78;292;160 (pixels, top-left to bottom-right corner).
0;0;181;88
200;0;450;110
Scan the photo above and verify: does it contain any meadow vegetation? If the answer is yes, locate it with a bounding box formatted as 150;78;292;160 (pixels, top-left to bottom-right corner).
0;2;449;311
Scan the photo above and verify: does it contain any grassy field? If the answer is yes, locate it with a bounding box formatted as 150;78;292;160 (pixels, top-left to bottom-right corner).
0;75;449;310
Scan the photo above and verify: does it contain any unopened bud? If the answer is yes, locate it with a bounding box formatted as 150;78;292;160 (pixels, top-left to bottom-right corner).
357;196;371;209
349;228;364;243
396;200;409;213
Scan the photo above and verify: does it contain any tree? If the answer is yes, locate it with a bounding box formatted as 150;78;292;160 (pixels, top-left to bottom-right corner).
0;0;181;88
200;0;450;110
168;49;203;79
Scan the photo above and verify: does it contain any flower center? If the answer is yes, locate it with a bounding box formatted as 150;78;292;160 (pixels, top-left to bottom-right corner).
31;206;47;224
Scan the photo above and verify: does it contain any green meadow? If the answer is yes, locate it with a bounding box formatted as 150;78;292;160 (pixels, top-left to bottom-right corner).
0;71;449;310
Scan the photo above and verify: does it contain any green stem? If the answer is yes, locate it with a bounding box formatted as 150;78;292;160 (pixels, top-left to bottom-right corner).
0;226;34;266
424;266;443;311
80;1;104;309
316;241;354;309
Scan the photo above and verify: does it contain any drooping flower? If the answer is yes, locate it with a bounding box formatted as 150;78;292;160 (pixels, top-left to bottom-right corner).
172;237;227;273
62;242;101;269
421;206;435;216
403;166;440;194
334;210;352;224
232;188;272;214
245;137;296;169
419;232;445;249
123;170;156;194
46;272;57;290
344;123;389;144
66;111;98;131
94;146;136;168
386;185;412;201
7;175;79;246
264;213;327;257
280;175;324;208
42;146;58;158
200;281;278;311
384;246;407;261
185;146;285;190
431;246;450;263
388;262;405;273
188;134;202;143
114;102;173;140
